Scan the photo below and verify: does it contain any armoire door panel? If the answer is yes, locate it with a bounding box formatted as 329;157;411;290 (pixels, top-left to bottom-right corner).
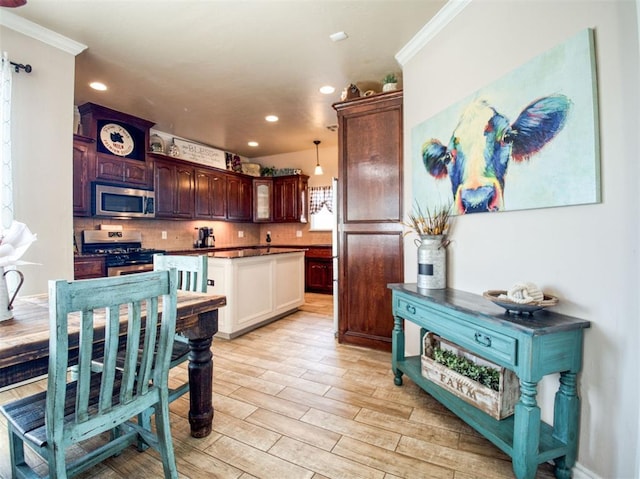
343;110;402;223
339;231;403;350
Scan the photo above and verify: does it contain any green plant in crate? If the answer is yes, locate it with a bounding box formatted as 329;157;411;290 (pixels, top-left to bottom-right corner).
433;348;500;391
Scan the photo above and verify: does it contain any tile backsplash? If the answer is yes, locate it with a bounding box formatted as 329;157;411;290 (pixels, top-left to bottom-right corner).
73;218;331;252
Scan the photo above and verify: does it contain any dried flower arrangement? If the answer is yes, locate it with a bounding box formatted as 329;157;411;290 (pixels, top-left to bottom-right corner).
402;201;453;237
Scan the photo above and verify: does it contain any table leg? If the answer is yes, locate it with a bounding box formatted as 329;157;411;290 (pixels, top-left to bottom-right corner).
513;380;541;479
553;372;580;479
392;315;404;386
187;336;214;438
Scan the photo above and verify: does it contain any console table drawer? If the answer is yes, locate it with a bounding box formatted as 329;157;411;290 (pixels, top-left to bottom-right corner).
397;295;517;367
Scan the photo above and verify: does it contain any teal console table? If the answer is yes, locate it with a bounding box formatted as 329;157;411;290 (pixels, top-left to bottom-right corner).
388;284;590;479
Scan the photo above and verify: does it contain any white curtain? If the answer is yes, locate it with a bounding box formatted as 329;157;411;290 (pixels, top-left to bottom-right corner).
0;52;14;234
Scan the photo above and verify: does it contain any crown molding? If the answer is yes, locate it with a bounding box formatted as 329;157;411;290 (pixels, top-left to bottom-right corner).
0;10;87;55
395;0;471;66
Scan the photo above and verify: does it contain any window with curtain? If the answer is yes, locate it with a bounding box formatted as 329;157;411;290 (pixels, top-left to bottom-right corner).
309;185;333;231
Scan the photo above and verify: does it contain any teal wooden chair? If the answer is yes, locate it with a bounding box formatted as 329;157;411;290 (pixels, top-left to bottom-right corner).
153;254;208;402
0;270;180;479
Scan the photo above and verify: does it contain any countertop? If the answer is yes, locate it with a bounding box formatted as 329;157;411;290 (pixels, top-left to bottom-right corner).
206;247;306;259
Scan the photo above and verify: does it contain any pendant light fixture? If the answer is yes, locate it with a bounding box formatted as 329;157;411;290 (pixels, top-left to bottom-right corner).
314;140;324;176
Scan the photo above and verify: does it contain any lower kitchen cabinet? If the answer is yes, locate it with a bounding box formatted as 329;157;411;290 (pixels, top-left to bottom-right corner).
207;250;305;338
74;255;106;279
305;246;333;294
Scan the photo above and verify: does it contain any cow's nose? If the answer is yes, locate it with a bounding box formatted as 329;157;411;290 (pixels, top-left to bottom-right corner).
460;186;497;213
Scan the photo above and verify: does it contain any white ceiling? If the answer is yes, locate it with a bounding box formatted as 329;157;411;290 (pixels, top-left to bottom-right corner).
7;0;445;158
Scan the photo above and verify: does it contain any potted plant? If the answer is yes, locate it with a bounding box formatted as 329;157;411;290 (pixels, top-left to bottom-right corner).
402;201;452;289
382;73;398;92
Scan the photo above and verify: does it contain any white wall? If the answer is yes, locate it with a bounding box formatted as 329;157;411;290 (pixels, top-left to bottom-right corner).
401;1;639;478
1;25;77;294
254;145;338;188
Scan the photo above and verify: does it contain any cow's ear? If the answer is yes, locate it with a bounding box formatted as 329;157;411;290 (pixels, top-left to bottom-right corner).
509;94;571;161
422;140;450;178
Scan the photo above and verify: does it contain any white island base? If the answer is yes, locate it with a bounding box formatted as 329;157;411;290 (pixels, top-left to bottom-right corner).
206;248;305;339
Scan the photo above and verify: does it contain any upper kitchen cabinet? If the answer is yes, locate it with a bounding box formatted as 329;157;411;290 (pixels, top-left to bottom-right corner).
194;168;227;220
273;175;309;223
333;91;404;351
78;103;154;189
253;178;273;222
154;157;194;219
72;134;95;217
252;175;309;223
226;174;253;222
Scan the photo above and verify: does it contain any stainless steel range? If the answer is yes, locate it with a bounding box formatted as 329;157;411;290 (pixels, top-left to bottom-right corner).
82;230;166;276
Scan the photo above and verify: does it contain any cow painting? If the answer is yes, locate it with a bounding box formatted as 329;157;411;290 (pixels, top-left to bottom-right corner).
422;94;571;214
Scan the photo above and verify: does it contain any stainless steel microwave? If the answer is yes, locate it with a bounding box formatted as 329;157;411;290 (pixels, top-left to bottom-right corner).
93;183;155;218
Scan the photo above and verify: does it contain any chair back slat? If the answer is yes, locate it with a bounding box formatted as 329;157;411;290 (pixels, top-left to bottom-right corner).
46;269;178;446
120;301;143;404
154;254;208;293
75;310;94;422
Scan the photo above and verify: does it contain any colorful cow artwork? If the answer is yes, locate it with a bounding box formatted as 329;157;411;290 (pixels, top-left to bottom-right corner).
422;94;571;214
411;28;600;216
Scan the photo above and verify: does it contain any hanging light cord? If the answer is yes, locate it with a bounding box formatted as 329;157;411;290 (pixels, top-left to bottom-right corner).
313;140;323;175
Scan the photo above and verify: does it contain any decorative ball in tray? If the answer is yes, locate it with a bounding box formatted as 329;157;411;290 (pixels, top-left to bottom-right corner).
483;282;558;315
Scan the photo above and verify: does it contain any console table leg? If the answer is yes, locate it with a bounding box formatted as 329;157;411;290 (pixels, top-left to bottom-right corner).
187;337;214;438
513;380;541;479
392;315;404;386
553;372;580;479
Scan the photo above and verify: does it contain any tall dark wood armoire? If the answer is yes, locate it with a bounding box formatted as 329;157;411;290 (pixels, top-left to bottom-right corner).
333;90;404;351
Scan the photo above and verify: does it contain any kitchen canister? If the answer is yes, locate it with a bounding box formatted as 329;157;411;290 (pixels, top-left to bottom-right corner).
416;235;446;290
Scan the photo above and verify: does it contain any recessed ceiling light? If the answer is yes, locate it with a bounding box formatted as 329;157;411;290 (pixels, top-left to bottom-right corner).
265;115;278;122
89;81;107;91
248;141;259;147
320;85;335;94
329;31;348;42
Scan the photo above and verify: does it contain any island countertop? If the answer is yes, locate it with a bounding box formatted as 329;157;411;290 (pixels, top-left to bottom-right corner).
206;247;305;259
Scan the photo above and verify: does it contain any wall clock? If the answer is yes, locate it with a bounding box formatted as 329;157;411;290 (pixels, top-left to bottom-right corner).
99;122;135;157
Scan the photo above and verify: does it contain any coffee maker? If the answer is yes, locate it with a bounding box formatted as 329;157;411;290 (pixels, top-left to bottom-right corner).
195;227;215;248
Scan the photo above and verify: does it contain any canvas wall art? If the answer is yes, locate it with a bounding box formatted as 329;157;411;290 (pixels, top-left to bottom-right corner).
411;28;600;215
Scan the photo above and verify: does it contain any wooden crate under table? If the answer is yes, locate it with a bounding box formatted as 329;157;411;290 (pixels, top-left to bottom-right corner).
421;332;520;420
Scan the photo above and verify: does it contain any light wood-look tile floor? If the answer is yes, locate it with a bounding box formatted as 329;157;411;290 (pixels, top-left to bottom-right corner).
0;293;555;479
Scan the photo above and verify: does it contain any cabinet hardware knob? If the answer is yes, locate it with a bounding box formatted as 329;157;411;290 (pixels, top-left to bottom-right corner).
406;304;416;314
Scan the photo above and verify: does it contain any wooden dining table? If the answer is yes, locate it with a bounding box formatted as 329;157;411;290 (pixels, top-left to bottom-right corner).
0;290;226;438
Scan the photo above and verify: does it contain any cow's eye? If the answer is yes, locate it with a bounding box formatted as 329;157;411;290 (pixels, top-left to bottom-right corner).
443;152;453;164
503;130;517;144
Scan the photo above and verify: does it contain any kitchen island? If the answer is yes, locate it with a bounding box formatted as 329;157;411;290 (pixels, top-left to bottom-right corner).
204;248;305;338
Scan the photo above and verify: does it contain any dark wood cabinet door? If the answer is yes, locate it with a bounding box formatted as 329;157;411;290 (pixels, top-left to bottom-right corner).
74;256;106;279
72;135;94;216
226;174;252;221
334;91;404;351
154;159;193;218
195;169;227;219
174;164;194;218
305;258;333;294
154;161;176;217
273;175;309;222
